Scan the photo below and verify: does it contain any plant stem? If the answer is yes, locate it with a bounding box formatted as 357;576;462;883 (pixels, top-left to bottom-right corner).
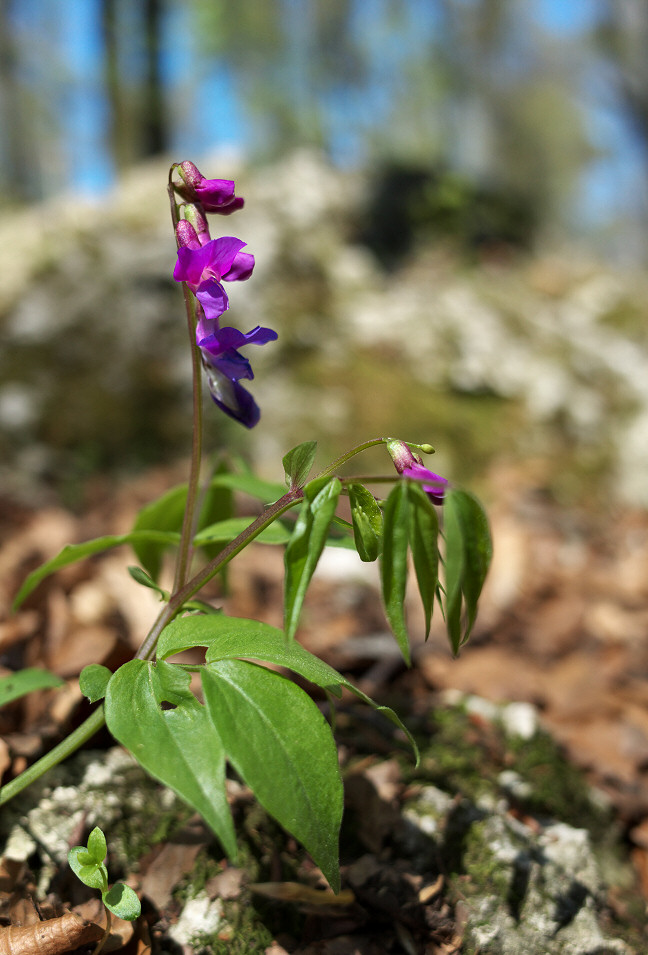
168;177;204;593
0;705;106;806
315;438;388;479
173;282;203;592
136;490;303;660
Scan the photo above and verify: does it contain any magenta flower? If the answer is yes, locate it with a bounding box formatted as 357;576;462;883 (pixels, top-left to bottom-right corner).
176;161;245;215
198;321;278;428
173;235;255;321
387;440;448;505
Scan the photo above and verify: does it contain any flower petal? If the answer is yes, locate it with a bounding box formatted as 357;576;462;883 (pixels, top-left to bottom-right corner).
222;251;255;282
196;281;230;321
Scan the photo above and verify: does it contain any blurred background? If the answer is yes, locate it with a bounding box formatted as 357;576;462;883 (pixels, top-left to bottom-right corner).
1;0;648;509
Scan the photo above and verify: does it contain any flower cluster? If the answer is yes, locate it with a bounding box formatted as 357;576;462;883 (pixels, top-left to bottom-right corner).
172;161;277;427
386;440;448;504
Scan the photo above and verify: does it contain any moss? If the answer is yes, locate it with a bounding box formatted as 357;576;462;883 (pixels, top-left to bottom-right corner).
507;730;610;837
406;706;502;801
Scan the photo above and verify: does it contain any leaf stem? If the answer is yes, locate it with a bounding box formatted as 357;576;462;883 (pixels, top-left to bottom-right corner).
168;177;204;592
135;490;303;660
0;705;106;806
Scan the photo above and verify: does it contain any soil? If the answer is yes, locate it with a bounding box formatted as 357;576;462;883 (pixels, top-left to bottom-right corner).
1;457;648;953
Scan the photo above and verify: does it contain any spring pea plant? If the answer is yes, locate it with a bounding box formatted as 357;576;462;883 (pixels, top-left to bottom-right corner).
69;826;140;953
0;162;492;892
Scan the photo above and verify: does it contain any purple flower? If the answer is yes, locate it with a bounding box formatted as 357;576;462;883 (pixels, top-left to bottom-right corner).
198;319;278;428
176;161;245;215
173;234;255;321
387;440;448;505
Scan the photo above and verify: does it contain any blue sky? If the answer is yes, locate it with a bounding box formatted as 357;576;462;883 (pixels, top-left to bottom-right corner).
8;0;644;239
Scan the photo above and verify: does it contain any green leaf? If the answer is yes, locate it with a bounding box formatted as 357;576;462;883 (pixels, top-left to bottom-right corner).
193;517;292;547
284;478;342;640
79;665;112;703
12;531;181;611
104;659;237;860
86;826;107;863
210;473;286;504
68;847;107;890
202;659;343;892
282;441;317;488
103;882;141;921
380;483;411;665
157;615;418;762
131;485;188;580
443;489;492;653
348;483;383;562
0;668;64;707
406;482;439;639
127;566;168;599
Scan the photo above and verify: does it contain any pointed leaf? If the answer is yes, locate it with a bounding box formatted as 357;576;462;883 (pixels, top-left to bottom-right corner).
282;441;318;489
12;531;180;610
127;565;168;598
380;482;411;664
406;482;439;639
443;489;492;653
202;659;342;891
157;614;418;761
348;484;383;562
210;473;286;504
105;660;237;860
284;478;342;640
193;517;292;547
103;883;141;921
131;485;188;580
68;848;106;890
86;827;107;863
0;668;64;708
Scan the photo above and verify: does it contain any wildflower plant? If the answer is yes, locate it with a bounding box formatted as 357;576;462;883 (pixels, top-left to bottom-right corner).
1;162;492;892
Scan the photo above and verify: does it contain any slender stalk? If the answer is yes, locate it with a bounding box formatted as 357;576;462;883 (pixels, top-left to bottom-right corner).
168;176;204;592
135;490;303;660
172;282;203;591
0;705;106;806
92;908;111;955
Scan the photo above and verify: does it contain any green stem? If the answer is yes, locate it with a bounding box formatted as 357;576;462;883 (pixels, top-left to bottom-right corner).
135;490;303;660
173;283;203;592
0;705;106;807
314;438;388;480
168;177;204;592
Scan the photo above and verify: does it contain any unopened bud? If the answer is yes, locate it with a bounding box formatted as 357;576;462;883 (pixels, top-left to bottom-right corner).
175;219;200;250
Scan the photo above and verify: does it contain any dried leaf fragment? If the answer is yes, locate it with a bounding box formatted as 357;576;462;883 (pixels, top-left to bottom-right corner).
0;911;103;955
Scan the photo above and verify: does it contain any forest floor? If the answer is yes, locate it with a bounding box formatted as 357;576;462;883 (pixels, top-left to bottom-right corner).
1;457;648;953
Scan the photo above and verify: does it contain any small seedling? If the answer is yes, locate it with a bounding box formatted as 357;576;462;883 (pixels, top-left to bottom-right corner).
68;826;140;954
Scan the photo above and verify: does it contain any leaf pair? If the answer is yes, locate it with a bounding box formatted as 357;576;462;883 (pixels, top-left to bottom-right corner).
381;481;439;664
68;826;140;921
96;614;418;892
381;484;492;662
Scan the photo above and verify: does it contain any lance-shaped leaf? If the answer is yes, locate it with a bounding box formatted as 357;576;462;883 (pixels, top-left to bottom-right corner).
348;483;382;562
131;485;188;580
105;659;237;860
193;517;292;547
202;659;343;891
406;482;439;639
282;440;318;489
209;472;286;504
380;482;411;664
0;668;64;708
12;530;180;610
157;614;418;762
443;489;492;654
284;477;342;640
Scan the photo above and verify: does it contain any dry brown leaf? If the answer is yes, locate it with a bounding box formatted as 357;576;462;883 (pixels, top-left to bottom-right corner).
0;910;103;955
